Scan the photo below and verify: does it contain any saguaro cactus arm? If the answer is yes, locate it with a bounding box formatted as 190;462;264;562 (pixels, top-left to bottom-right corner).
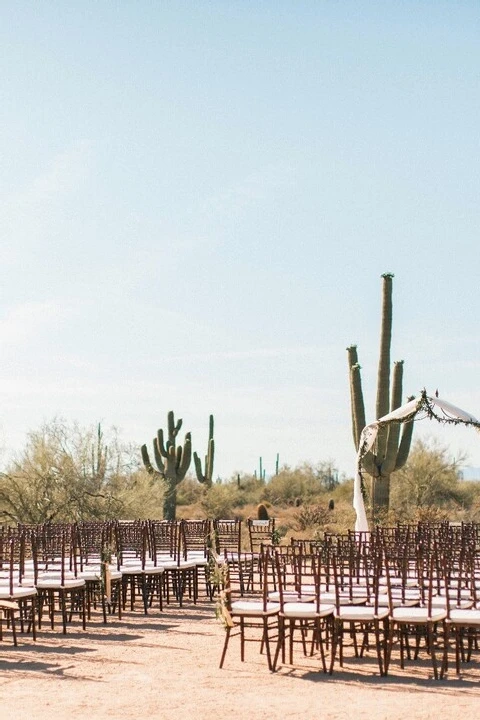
382;360;404;475
395;402;415;470
168;411;182;441
153;430;167;473
175;432;192;481
375;273;394;462
193;414;215;487
347;347;366;449
348;347;376;476
141;443;162;478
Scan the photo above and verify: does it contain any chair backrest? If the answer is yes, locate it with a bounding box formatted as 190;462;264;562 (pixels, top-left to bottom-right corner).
31;528;69;585
77;521;113;566
148;520;181;563
256;547;276;610
4;537;18;595
181;519;211;558
247;518;275;553
290;537;323;554
273;546;321;609
440;540;477;614
213;519;241;554
331;541;375;611
413;541;441;616
115;520;143;556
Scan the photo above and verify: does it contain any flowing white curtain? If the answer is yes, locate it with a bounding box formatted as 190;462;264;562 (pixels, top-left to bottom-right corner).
353;395;480;532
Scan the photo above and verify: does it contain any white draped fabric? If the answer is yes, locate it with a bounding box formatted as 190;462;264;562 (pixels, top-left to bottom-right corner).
354;395;480;532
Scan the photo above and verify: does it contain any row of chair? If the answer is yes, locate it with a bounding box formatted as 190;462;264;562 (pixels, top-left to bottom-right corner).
0;517;276;641
216;526;480;678
4;517;480;679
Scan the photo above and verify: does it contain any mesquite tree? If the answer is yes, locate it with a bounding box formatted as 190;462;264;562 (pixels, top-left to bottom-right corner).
347;273;414;512
141;410;192;520
0;420;140;523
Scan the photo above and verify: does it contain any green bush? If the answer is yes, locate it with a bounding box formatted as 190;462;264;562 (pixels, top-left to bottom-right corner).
177;475;204;505
200;483;240;519
293;504;330;531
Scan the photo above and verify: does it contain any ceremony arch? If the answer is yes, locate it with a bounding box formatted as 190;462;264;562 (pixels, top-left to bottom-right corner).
354;389;480;532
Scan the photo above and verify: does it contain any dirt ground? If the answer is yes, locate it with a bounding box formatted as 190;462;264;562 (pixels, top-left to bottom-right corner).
1;598;480;720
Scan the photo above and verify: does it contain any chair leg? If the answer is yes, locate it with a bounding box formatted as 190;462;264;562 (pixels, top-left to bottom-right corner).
262;617;275;672
300;620;309;657
382;618;390;675
399;625;406;668
315;618;328;673
373;620;385;676
219;627;231;668
47;590;55;630
81;590;87;630
329;620;340;674
61;591;68;634
29;598;37;641
273;617;285;671
289;619;296;665
455;628;462;674
101;588;108;624
426;623;439;679
240;618;245;662
387;621;395;671
6;610;17;646
11;611;18;646
440;621;448;678
351;622;360;657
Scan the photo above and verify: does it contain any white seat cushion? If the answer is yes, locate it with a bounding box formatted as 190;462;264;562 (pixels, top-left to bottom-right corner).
0;586;37;599
447;609;480;625
36;576;85;590
282;602;335;619
336;605;390;622
392;606;447;623
231;600;279;616
142;567;165;576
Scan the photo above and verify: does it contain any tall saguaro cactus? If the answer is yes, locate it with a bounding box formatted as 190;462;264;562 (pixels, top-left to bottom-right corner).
141;410;192;520
347;273;414;512
193;414;215;488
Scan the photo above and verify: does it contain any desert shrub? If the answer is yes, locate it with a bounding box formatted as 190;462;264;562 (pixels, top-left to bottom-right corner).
264;465;322;505
233;473;267;506
329;478;354;503
263;462;342;506
177;474;204;505
0;419;144;523
272;524;289;545
116;469;166;519
412;505;451;524
454;482;480;523
391;438;465;513
293;504;330;531
200;483;240;519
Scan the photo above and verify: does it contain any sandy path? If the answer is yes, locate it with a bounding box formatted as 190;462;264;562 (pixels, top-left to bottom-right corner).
1;600;479;720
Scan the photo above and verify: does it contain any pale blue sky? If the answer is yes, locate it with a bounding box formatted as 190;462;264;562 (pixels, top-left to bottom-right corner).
1;2;479;479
